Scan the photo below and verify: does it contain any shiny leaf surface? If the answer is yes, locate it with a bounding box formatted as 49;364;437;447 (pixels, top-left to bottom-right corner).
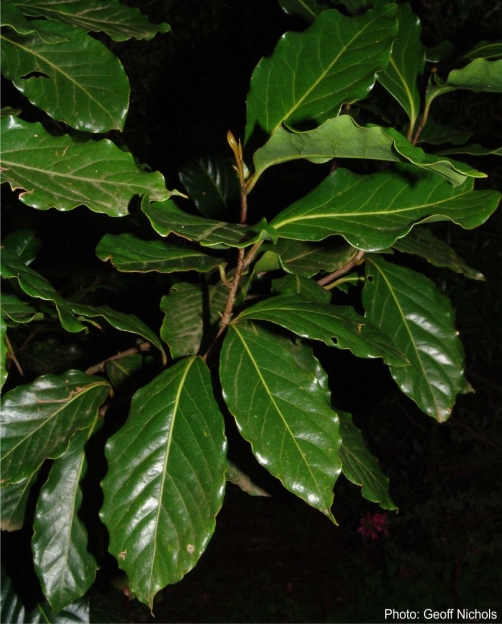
1;228;42;265
376;3;425;134
0;470;39;531
1;370;110;484
268;238;354;277
270;166;500;251
251;115;485;186
1;21;129;132
96;233;223;274
143;199;277;249
338;410;396;509
1;293;41;324
1;247;85;333
392;227;484;280
32;423;98;612
363;256;469;421
220;322;341;520
278;0;325;22
238;295;408;366
1;117;173;216
271;274;332;303
179;156;239;219
1;3;67;43
12;0;170;41
245;6;397;142
100;357;227;609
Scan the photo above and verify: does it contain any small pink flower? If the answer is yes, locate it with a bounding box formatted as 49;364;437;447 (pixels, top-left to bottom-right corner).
357;512;389;539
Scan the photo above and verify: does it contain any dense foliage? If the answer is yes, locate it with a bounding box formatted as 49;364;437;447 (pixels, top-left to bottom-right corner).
1;0;501;619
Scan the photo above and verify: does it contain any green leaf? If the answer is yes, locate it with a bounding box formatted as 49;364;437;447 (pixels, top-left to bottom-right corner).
95;233;223;274
278;0;326;22
12;0;170;42
268;237;355;277
458;40;502;61
271;274;332;303
377;3;425;135
1;117;173;217
32;422;99;612
142;198;277;249
100;357;227;609
245;6;397;143
251;115;485;187
179;156;240;219
0;370;110;484
1;293;43;325
1;566;90;623
1;2;66;43
1;20;129;132
392;227;484;281
426;58;502;110
0;246;85;333
436;145;502;157
160;283;228;359
337;410;396;509
238;294;408;366
1;319;9;390
1;228;42;265
0;471;39;531
69;302;166;364
270;166;500;251
220;322;341;520
106;354;147;389
417;118;472;146
363;256;469;422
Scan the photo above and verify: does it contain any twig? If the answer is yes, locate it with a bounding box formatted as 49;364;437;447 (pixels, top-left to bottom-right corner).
4;333;24;377
85;342;151;376
317;249;365;287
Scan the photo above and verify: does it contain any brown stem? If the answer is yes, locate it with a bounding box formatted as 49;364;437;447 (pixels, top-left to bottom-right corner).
215;248;246;341
317;249;365;287
85;342;151;376
243;240;264;269
5;333;24;377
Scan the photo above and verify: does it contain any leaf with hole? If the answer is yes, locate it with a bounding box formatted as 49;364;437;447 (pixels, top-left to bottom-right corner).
1;20;129;132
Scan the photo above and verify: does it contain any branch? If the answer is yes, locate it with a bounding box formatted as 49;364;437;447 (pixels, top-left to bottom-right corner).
317;249;365;287
85;342;151;376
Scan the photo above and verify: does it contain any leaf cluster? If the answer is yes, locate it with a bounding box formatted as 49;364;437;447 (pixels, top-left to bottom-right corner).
1;0;501;616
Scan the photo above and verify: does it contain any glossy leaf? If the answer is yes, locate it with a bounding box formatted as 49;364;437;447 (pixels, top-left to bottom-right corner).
100;357;227;609
245;6;397;142
220;322;341;520
0;320;8;390
12;0;170;42
271;274;332;303
363;256;470;421
0;569;90;624
0;117;173;216
160;283;228;359
0;370;110;484
179;156;239;219
1;228;42;265
96;233;223;274
238;294;408;366
106;355;147;388
270;166;500;251
0;470;39;531
251;115;485;186
142;198;277;249
458;40;502;61
69;302;166;364
376;3;425;135
1;293;42;325
1;20;129;132
269;237;354;277
278;0;325;22
0;246;85;333
32;423;99;612
338;410;396;510
1;3;65;43
392;227;484;280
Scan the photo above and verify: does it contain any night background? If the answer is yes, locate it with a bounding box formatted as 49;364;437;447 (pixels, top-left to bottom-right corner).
2;0;502;622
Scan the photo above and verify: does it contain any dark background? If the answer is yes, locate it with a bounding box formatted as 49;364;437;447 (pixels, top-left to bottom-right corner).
2;1;502;622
